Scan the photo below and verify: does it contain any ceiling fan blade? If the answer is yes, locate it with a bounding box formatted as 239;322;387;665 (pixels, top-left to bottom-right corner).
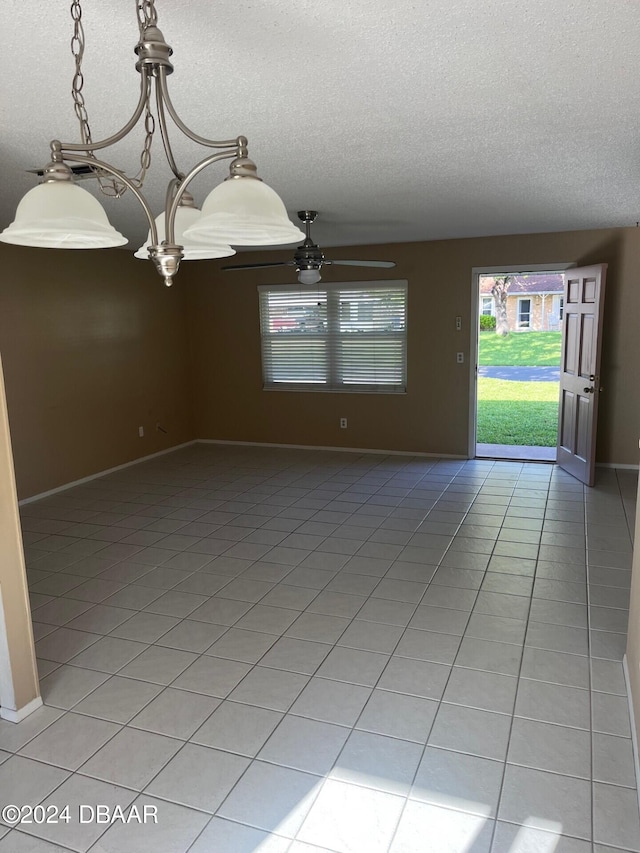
325;260;396;268
220;261;296;271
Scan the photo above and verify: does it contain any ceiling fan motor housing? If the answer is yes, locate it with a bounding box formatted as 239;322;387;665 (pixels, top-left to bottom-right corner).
294;244;324;271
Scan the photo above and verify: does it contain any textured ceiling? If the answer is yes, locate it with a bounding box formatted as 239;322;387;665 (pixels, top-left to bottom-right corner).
2;0;640;250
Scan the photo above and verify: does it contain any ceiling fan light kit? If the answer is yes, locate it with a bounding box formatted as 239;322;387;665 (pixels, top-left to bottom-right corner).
298;268;322;285
0;0;303;286
222;210;397;284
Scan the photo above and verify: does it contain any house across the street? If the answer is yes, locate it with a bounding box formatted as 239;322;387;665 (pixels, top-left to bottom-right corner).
479;273;564;331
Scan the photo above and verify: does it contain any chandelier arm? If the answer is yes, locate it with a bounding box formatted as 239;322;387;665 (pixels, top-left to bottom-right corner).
61;152;158;246
166;149;238;243
163;177;181;240
53;71;152;154
155;78;183;179
156;67;242;150
164;177;181;217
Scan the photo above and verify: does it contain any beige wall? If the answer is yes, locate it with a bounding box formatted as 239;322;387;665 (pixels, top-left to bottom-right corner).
0;245;195;500
0;225;638;503
186;226;640;464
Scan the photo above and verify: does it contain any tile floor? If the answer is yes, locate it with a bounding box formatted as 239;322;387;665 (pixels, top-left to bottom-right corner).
0;444;638;853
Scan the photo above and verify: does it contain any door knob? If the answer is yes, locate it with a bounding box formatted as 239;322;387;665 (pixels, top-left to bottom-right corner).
583;386;595;393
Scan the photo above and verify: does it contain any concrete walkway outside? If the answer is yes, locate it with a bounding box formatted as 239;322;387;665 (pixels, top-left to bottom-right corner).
479;366;560;381
476;442;556;461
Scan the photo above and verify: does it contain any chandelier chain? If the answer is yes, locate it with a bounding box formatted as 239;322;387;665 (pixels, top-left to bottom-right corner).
69;0;155;197
137;0;158;34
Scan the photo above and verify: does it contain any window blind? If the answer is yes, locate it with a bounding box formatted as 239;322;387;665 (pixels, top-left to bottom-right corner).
258;281;407;392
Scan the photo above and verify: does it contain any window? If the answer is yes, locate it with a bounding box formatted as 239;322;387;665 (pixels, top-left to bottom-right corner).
259;281;407;392
517;297;531;329
481;296;495;316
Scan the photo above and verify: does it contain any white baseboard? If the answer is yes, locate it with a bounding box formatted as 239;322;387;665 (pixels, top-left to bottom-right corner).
1;695;43;723
195;439;467;459
18;440;197;506
623;655;640;815
596;462;640;471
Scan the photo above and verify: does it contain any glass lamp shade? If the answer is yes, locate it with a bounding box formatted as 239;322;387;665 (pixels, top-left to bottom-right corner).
0;181;127;248
298;268;322;285
183;177;305;247
134;205;235;260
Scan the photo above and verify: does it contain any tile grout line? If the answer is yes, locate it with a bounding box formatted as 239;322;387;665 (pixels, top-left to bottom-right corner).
584;477;597;853
486;461;556;851
383;458;503;852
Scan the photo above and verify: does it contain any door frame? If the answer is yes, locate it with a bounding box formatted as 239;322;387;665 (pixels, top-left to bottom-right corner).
468;263;575;459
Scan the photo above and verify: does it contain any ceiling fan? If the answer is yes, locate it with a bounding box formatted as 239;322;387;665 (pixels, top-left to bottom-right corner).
221;210;396;284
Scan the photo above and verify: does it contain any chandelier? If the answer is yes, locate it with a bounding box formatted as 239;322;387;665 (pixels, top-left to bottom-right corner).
0;1;304;286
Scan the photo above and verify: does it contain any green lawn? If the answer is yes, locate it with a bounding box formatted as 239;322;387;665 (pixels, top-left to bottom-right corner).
479;331;562;366
477;378;559;446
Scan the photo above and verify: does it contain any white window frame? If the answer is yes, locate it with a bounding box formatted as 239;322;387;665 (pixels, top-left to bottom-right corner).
258;281;408;394
549;294;564;329
517;297;532;329
480;296;495;316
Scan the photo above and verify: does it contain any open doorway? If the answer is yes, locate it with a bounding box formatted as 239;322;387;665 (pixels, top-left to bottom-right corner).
472;269;565;462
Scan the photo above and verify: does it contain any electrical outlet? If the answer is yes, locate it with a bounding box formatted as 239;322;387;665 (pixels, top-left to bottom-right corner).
455;316;462;330
340;417;348;429
456;352;464;363
138;426;144;437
